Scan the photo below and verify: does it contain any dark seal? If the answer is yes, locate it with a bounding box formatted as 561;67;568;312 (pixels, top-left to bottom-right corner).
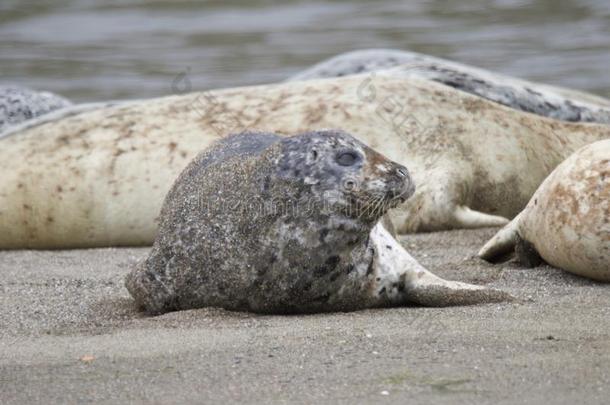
0;85;71;133
125;129;414;314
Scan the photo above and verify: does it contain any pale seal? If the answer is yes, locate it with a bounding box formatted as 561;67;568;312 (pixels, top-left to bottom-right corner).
0;85;72;133
125;130;510;314
1;58;609;249
479;140;610;282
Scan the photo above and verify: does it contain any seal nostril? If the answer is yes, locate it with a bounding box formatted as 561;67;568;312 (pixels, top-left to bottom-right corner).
396;167;408;178
343;179;357;191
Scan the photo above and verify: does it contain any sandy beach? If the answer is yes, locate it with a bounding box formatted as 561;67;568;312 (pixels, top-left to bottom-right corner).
1;227;608;404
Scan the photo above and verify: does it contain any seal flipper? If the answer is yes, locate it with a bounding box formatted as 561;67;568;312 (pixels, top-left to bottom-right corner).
125;261;178;315
452;205;510;229
370;223;513;307
401;268;511;307
477;214;521;262
515;235;544;268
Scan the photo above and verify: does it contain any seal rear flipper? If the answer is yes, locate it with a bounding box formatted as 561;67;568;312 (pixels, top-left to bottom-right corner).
478;214;521;262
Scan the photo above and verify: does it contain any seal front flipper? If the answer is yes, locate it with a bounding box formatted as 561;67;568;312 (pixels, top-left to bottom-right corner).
514;236;544;268
477;214;521;262
370;223;512;307
401;268;512;307
452;206;510;229
125;261;177;315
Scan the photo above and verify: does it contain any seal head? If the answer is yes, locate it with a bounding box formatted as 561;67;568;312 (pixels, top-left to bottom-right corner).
275;129;414;223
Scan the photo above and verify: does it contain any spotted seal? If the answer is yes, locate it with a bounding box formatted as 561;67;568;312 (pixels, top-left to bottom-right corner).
125;130;510;314
288;49;610;124
479;140;609;281
0;85;71;133
1;58;609;249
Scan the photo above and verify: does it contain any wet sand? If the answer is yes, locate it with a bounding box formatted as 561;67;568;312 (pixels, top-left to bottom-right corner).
1;227;608;404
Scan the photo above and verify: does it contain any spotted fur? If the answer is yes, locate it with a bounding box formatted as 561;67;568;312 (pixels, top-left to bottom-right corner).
289;49;610;123
0;85;71;133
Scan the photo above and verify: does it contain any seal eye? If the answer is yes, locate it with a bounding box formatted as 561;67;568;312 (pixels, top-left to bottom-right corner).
336;151;358;166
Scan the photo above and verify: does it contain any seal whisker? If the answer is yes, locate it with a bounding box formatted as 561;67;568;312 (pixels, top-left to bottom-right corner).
373;196;386;218
361;194;384;220
356;194;375;219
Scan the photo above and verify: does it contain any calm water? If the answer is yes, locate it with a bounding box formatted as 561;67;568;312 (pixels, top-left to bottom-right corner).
1;0;609;102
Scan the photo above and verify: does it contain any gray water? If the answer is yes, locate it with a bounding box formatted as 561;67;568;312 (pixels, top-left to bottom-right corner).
1;0;609;102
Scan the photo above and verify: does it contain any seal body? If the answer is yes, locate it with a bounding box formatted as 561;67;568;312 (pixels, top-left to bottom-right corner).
1;64;609;249
289;49;610;124
125;130;509;314
0;85;71;133
479;140;610;281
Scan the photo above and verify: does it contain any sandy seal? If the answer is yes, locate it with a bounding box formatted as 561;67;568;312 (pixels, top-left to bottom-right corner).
1;61;609;249
0;85;71;133
125;129;510;314
479;140;609;281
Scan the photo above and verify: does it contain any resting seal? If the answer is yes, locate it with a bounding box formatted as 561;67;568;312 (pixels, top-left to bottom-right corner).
0;85;71;133
125;130;509;314
479;140;610;281
1;56;609;248
289;49;610;124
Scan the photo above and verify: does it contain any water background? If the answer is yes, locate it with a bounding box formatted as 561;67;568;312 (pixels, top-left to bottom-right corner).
1;0;609;102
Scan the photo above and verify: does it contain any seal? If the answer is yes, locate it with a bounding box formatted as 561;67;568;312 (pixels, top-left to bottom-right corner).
289;49;610;124
125;129;510;314
478;139;610;282
1;61;609;249
0;85;71;133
